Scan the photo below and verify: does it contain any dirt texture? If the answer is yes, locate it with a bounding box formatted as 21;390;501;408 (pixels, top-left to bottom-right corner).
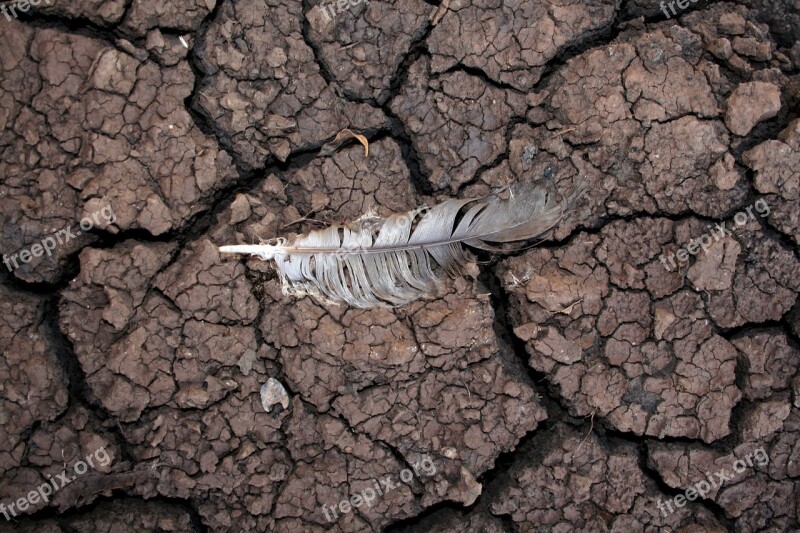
1;0;799;532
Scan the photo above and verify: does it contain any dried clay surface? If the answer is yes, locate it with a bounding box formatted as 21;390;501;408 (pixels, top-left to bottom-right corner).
0;0;798;532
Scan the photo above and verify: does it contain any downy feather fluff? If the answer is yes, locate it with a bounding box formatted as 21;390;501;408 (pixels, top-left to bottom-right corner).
219;180;583;308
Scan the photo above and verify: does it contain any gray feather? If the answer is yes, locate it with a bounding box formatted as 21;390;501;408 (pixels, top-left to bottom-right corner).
219;180;584;308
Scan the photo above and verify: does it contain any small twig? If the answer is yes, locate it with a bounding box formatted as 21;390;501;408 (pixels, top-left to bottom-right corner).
460;378;471;402
339;41;363;51
550;298;582;316
431;0;452;25
281;207;323;229
575;409;595;453
551;127;577;137
320;128;369;157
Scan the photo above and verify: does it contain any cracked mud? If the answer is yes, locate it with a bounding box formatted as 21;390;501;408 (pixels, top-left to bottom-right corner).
1;0;799;531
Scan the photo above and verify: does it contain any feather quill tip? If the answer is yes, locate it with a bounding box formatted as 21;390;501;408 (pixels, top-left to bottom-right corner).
218;244;283;261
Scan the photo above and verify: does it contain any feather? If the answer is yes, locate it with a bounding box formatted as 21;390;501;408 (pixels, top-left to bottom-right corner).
219;180;584;308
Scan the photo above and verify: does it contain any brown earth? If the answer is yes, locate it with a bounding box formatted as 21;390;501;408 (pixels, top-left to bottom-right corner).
1;0;799;531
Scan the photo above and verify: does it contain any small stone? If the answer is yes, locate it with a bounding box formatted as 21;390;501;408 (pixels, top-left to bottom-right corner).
459;467;483;506
710;153;739;190
236;348;257;375
442;447;458;459
522;145;537;169
725;81;782;136
136;195;172;236
732;37;771;61
513;322;540;342
708;37;733;60
261;378;290;413
229;194;252;225
269;138;292;162
718;12;746;35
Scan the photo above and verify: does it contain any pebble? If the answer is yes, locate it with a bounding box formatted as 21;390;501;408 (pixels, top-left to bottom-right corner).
260;378;290;413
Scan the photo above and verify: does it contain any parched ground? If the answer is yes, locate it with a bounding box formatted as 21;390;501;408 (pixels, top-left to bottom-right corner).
0;0;799;531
